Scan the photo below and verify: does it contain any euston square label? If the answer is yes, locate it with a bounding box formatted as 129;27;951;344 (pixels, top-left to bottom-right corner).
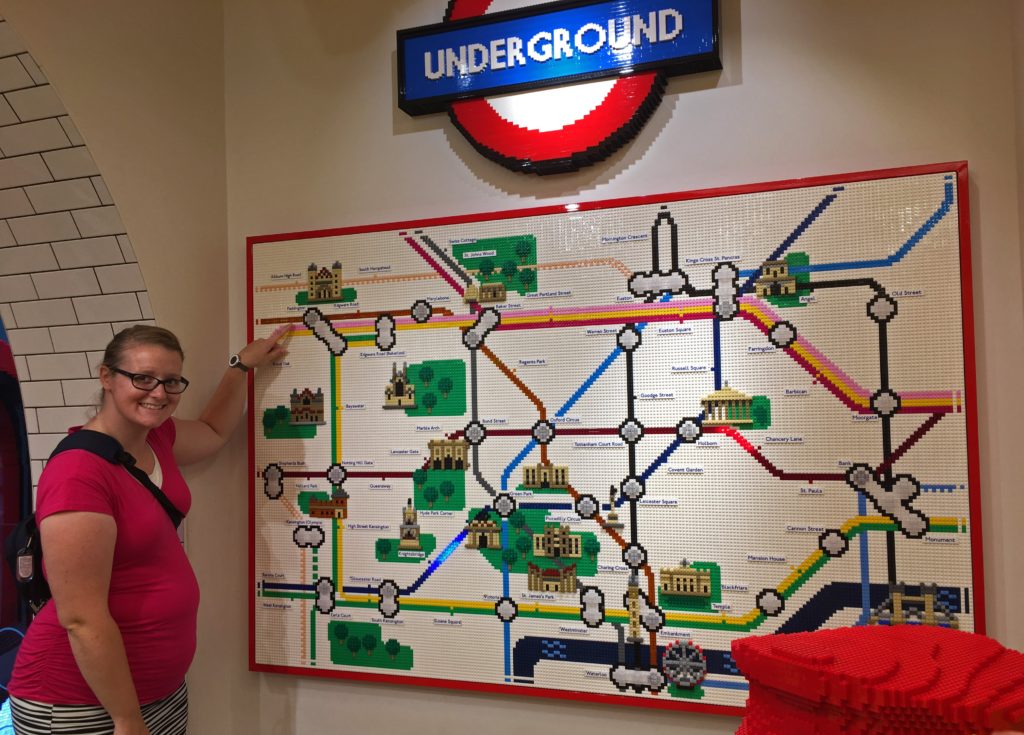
398;0;719;115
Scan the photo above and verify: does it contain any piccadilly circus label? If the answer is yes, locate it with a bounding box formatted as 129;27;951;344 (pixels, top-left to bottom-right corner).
397;0;721;175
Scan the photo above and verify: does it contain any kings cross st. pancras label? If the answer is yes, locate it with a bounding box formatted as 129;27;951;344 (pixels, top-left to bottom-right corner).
397;0;721;175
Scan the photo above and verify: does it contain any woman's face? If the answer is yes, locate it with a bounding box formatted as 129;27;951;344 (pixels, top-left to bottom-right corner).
99;343;184;431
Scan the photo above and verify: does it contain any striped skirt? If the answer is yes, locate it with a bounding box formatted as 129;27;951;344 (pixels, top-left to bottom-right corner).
9;681;187;734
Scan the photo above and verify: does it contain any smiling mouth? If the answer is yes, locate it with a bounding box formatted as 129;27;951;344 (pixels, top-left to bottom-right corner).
139;402;166;410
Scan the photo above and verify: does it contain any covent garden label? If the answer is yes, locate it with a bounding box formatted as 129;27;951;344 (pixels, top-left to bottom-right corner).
397;0;721;175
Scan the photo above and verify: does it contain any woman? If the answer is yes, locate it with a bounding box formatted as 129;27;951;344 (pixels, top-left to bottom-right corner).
7;323;288;735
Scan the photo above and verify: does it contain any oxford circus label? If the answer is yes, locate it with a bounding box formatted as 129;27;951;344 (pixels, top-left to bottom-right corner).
397;0;720;175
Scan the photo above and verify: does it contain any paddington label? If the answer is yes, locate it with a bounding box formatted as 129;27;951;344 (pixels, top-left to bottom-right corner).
463;249;497;259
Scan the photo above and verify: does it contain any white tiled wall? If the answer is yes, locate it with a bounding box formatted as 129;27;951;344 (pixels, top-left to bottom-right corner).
0;19;153;477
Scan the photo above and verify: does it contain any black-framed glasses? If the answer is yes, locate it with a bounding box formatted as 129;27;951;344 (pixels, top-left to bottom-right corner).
110;367;190;394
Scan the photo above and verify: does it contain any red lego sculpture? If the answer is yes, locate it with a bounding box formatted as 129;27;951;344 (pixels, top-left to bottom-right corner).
732;626;1024;734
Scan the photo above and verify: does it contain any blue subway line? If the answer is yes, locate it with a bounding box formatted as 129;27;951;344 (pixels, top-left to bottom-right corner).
502;520;511;680
403;530;467;595
641;438;682;482
738;181;953;278
737;190;841;291
500;294;674;490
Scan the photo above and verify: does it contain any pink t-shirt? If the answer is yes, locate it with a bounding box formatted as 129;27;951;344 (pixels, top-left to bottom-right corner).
9;419;200;705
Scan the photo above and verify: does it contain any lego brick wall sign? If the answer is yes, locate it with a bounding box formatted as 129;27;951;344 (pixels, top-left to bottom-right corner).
248;162;982;714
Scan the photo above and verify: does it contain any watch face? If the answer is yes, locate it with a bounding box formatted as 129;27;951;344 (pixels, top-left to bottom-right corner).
229;355;239;367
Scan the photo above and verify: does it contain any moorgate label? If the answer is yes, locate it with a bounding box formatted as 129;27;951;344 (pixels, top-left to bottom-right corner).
397;0;720;175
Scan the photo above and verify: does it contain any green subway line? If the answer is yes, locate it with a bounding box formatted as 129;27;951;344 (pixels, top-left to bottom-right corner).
310;606;317;663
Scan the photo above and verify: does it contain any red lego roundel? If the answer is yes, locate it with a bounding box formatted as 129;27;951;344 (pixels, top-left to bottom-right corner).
444;0;666;175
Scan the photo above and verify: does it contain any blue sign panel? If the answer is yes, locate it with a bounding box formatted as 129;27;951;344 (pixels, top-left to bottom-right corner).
398;0;720;115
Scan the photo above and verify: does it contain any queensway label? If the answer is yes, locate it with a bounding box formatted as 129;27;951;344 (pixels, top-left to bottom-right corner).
398;0;719;115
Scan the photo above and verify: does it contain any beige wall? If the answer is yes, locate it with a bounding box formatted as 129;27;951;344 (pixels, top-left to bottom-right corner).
2;1;1023;733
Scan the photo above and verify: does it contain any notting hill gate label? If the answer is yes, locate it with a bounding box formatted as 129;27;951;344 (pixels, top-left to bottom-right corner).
397;0;721;175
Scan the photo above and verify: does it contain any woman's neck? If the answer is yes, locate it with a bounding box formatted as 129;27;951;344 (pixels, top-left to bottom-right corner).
83;409;151;459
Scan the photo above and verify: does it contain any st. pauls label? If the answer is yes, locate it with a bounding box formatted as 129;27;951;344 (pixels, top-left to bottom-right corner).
397;0;721;175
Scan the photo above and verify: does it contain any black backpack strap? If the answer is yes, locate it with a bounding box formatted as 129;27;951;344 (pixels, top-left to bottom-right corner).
50;430;184;529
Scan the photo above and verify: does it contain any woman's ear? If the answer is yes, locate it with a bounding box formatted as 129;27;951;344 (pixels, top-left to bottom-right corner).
97;364;114;392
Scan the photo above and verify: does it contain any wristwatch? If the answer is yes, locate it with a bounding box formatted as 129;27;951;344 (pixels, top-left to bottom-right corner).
228;354;250;372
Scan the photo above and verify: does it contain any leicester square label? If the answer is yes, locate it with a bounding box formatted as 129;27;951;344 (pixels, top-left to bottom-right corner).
397;0;721;175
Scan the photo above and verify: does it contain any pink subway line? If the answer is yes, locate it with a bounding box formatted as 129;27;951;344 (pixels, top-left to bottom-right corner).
741;296;957;405
404;236;466;298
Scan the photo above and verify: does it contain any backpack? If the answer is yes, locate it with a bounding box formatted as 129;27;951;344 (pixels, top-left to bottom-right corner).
3;429;184;614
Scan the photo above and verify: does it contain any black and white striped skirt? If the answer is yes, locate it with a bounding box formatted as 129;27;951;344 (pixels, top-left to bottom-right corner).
9;681;187;734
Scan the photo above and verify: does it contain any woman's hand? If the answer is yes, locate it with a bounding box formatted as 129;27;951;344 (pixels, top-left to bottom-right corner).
236;324;289;370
